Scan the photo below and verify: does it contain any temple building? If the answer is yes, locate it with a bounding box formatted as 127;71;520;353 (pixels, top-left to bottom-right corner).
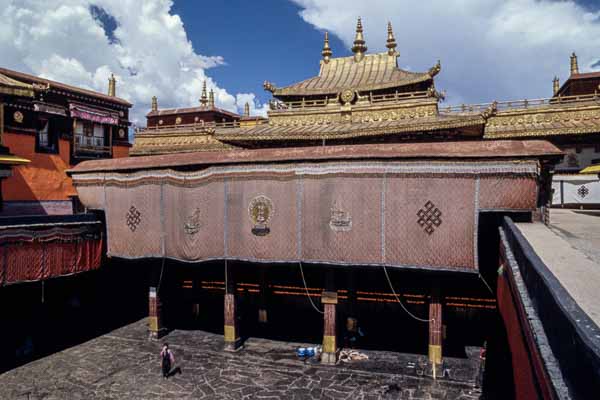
0;68;132;215
130;19;600;173
132;82;242;156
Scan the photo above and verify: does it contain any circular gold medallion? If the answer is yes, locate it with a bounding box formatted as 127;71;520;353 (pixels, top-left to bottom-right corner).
248;195;273;236
339;89;356;105
13;111;23;123
175;117;182;124
118;128;126;138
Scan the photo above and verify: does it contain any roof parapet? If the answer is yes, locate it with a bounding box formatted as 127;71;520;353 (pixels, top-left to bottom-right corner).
322;32;332;63
570;52;579;75
200;81;208;106
108;74;116;97
351;17;367;62
209;89;215;108
386;22;398;57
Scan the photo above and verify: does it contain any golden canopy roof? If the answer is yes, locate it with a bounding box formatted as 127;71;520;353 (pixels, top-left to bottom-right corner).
0;72;34;97
264;19;440;98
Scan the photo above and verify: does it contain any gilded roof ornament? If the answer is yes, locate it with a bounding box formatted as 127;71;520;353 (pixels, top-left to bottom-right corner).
151;96;158;112
570;52;579;75
200;80;208;106
244;102;250;117
386;22;398;57
322;32;333;63
553;77;560;96
209;89;215;108
108;73;116;97
481;101;498;120
428;60;441;77
263;80;277;93
351;17;368;62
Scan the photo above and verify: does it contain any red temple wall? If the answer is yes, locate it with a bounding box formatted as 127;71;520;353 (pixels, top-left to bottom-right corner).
2;133;129;203
2;132;75;201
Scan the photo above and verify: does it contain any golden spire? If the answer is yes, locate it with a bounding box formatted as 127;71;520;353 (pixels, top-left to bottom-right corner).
244;102;250;117
553;76;560;96
209;89;215;108
108;73;116;97
351;17;367;62
322;32;332;63
570;52;579;75
151;96;158;112
386;22;398;57
200;80;208;106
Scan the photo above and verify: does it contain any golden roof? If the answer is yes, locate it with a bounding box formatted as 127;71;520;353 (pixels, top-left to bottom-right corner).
265;19;438;98
269;53;435;97
215;114;483;142
0;72;34;97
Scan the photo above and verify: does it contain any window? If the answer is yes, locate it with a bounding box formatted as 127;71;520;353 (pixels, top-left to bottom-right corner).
74;121;109;155
36;118;58;153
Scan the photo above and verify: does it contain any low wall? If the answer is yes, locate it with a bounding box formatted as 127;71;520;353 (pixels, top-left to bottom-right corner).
0;214;103;286
499;217;600;400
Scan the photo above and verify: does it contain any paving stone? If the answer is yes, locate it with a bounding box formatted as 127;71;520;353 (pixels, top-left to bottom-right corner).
0;318;481;399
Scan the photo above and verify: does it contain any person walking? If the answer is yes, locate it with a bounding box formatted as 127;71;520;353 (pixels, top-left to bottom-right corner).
160;343;175;379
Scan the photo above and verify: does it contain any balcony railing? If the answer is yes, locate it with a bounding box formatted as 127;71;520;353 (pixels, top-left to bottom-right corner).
73;134;111;156
268;90;432;111
441;92;600;114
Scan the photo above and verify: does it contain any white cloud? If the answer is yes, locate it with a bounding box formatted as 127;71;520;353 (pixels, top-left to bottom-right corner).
291;0;600;104
0;0;266;127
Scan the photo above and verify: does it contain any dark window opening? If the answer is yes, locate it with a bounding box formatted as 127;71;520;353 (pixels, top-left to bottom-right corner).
35;118;58;154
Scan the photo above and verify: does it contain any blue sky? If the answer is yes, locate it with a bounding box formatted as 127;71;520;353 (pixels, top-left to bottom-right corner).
175;0;600;106
171;0;348;106
2;0;600;125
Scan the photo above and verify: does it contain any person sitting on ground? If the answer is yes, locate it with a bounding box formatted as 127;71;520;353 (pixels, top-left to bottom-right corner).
160;343;175;379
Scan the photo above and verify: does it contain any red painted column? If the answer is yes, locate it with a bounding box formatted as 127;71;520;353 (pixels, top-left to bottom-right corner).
224;262;242;351
428;286;443;365
321;291;338;364
148;287;166;339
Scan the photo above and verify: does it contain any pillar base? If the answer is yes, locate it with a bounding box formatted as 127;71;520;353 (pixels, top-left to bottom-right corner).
223;325;243;352
428;344;442;365
321;351;337;364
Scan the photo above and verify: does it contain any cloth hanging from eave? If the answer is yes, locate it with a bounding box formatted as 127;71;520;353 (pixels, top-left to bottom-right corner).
552;177;600;205
69;103;119;125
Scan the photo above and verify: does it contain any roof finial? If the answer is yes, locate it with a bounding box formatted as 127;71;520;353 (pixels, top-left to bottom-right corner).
244;102;250;117
200;80;208;106
108;73;116;97
322;32;332;63
553;76;560;96
570;52;579;75
151;96;158;112
386;22;398;57
209;89;215;108
351;17;367;62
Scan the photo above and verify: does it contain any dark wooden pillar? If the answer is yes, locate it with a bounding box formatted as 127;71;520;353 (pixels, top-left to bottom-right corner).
148;286;165;339
258;265;268;324
224;261;241;351
345;269;358;344
428;285;443;365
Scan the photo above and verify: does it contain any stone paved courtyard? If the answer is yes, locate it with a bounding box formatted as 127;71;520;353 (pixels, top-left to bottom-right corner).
0;319;482;399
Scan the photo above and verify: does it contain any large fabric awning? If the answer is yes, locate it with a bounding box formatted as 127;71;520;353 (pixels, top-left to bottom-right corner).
69;103;119;125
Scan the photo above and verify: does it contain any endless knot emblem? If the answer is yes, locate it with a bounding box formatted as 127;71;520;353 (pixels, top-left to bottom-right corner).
126;205;141;232
248;195;273;236
417;201;442;235
577;185;590;199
